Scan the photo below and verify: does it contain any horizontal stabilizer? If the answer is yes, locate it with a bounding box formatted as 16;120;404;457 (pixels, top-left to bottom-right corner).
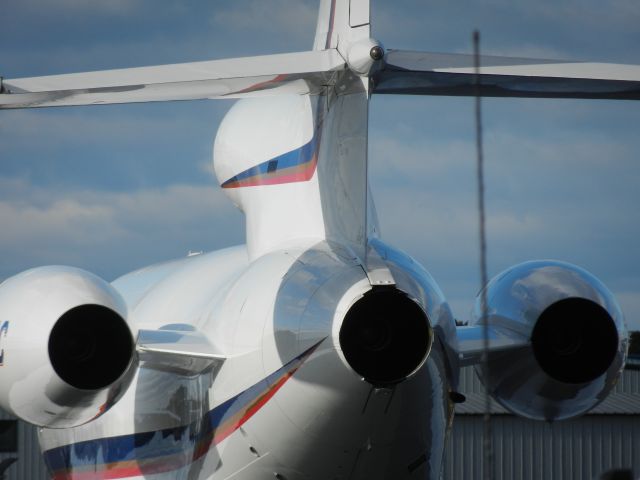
373;50;640;100
457;325;529;367
0;50;345;109
137;327;225;376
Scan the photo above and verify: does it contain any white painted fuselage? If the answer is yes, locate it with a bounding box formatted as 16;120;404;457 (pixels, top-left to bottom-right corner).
38;237;457;479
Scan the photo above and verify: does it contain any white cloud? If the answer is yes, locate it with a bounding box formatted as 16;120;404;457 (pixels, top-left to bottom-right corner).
0;197;123;246
211;0;317;43
0;179;243;280
370;135;474;179
486;129;634;169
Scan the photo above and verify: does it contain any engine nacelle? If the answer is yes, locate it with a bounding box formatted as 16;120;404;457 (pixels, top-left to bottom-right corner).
472;260;627;421
0;266;137;428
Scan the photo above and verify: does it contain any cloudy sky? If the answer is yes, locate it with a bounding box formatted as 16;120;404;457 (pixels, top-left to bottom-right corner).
1;0;639;328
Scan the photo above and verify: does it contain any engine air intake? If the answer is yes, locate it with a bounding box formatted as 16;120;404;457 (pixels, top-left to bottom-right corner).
49;304;134;390
531;297;619;384
339;288;431;386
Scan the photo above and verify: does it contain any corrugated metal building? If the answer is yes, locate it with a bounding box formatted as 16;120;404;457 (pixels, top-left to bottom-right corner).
0;409;48;480
443;368;640;479
2;369;639;479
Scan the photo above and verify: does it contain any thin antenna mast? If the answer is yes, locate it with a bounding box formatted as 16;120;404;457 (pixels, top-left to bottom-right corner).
473;30;494;480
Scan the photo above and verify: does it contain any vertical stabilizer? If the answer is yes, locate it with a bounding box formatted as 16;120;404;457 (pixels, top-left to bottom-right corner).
313;0;371;53
212;0;379;262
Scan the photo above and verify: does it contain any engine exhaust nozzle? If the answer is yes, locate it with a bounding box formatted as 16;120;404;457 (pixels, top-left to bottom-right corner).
339;288;432;386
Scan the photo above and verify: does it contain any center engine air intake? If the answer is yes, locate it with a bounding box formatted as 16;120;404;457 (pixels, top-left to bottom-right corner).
339;288;432;386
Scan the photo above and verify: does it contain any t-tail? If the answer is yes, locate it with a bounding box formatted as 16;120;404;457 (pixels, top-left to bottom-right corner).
213;0;382;267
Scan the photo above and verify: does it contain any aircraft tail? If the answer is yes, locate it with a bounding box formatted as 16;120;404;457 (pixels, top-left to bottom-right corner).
4;0;640;109
312;0;370;52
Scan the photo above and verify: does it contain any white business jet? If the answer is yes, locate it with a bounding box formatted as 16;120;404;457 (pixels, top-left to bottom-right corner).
1;1;639;479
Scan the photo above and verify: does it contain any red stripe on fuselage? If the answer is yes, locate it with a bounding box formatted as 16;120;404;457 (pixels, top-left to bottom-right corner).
50;341;323;479
221;151;318;189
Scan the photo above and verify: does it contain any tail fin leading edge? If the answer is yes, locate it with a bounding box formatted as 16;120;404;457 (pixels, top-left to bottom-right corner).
313;0;370;52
